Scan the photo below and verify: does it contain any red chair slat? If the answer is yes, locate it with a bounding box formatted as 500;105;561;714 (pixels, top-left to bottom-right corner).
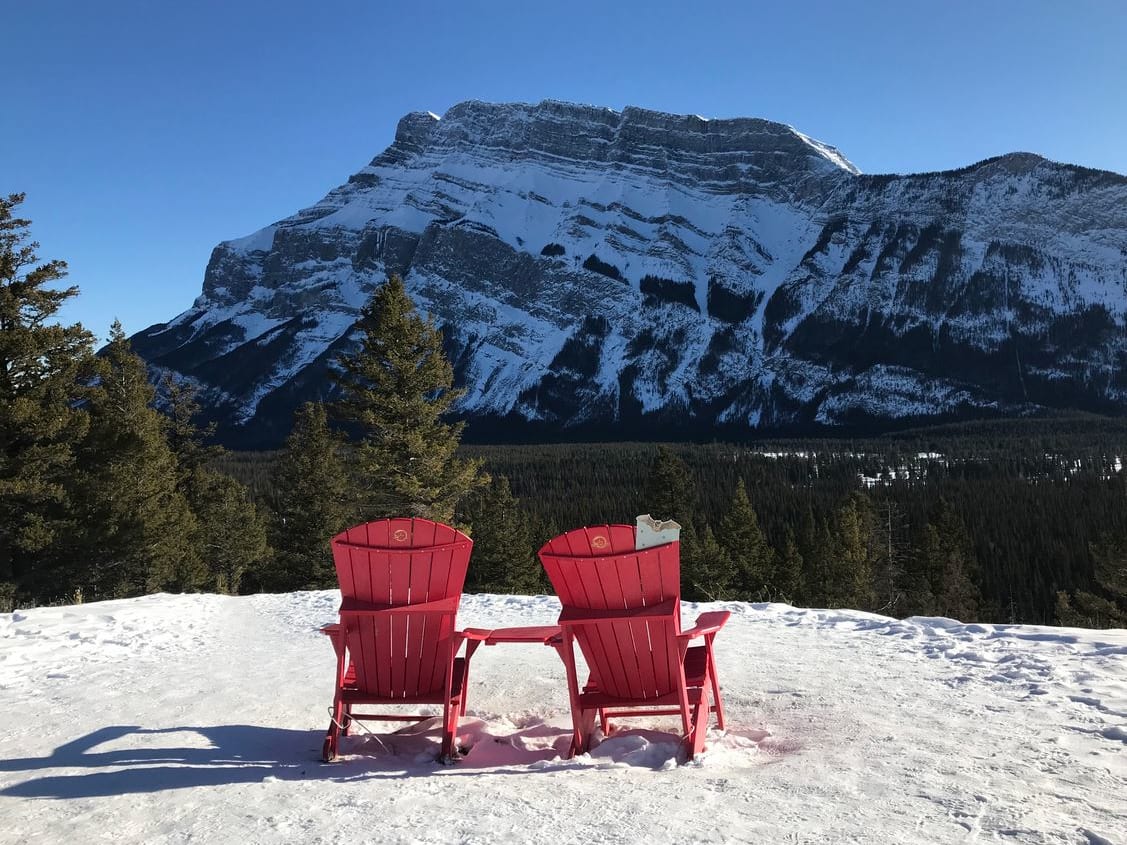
322;518;476;763
538;525;726;760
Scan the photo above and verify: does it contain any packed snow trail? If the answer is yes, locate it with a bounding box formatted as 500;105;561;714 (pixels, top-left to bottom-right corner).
1;593;1124;844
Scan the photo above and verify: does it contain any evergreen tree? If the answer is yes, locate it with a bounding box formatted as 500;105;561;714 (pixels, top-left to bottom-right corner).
677;519;700;595
163;374;222;484
825;493;875;610
796;506;830;607
1054;589;1127;629
642;445;697;524
1055;534;1127;628
73;322;201;596
717;478;775;599
900;535;939;617
265;403;351;591
332;275;486;522
461;475;542;594
681;522;736;601
807;517;839;608
871;500;909;614
0;194;94;607
918;499;982;621
776;527;803;603
164;379;269;593
528;511;560;567
1090;534;1127;605
190;469;269;594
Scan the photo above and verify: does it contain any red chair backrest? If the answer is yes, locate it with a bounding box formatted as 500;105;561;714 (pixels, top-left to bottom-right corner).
331;518;472;699
538;525;683;701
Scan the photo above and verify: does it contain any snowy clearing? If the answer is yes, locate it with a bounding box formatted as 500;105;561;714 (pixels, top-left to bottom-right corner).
1;592;1125;844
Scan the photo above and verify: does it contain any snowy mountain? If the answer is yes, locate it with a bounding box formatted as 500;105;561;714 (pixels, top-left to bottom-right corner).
130;100;1127;446
1;592;1124;843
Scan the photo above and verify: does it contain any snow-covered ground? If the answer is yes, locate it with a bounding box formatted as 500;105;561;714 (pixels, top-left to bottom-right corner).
1;592;1124;844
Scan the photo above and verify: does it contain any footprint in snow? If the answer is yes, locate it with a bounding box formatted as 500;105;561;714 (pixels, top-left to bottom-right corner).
1100;725;1127;745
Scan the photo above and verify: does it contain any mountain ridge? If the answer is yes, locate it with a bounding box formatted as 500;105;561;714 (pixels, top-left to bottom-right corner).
131;99;1127;447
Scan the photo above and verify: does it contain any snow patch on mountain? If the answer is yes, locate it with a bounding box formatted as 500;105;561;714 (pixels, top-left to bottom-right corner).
129;100;1127;445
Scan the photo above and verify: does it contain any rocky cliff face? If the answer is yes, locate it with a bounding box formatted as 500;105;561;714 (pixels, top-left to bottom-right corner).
131;100;1127;446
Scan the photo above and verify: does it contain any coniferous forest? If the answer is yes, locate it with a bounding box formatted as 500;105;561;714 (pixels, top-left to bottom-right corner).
3;193;1126;627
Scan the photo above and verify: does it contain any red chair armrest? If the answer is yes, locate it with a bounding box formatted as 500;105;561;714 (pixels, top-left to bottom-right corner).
460;627;494;642
468;625;563;645
321;622;347;661
678;610;731;640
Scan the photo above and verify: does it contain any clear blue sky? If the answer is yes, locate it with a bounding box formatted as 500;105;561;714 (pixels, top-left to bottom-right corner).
7;0;1126;341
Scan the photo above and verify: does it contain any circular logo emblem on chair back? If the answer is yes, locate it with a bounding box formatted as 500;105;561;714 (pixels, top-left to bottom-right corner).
591;534;608;550
392;528;409;543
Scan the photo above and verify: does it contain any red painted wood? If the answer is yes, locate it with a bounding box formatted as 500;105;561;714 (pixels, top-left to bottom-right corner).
373;613;394;696
472;625;561;644
538;524;727;759
407;547;433;604
403;553;432;697
330;519;471;699
607;524;636;554
553;556;582;606
655;544;681;608
423;544;455;694
425;544;452;603
324;518;479;762
541;539;684;701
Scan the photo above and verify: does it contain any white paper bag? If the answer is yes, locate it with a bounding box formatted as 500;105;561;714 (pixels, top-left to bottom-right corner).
635;514;681;550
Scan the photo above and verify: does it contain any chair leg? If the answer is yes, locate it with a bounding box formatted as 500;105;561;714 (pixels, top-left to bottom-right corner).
686;686;709;760
555;632;591;758
458;666;470;716
571;707;597;757
438;648;459;763
599;709;610;737
677;686;693;740
706;636;725;730
440;698;458;763
460;642;480;717
324;629;348;761
323;697;344;762
341;705;353;736
322;725;338;763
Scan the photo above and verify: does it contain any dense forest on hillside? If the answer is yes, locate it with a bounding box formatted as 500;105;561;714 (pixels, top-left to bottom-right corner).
214;416;1127;627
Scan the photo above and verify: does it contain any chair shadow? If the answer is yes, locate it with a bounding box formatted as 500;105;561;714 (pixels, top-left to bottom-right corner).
0;721;587;799
0;724;332;798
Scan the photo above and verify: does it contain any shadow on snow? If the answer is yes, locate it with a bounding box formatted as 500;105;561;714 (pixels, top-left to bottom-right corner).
0;719;605;798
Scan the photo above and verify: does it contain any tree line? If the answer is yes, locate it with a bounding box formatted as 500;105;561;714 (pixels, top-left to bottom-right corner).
1;194;265;608
2;194;495;609
3;192;1125;627
447;441;1127;626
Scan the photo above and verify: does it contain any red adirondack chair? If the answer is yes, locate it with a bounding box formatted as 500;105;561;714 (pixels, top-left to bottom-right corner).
320;518;487;763
538;524;730;760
